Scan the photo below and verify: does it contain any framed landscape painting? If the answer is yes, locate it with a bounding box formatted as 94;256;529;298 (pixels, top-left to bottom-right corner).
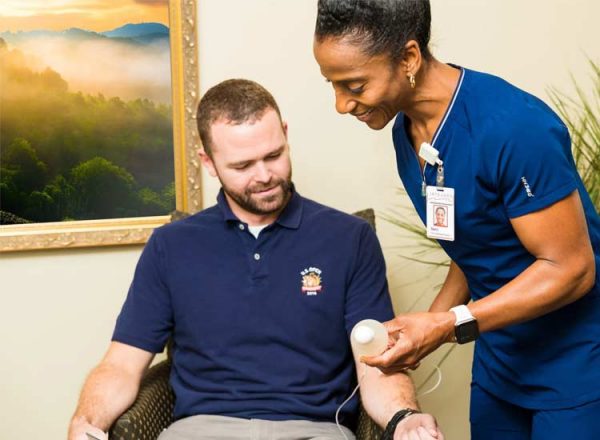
0;0;201;252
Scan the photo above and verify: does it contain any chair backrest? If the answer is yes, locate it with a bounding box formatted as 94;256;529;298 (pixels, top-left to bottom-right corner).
171;208;376;229
352;208;376;232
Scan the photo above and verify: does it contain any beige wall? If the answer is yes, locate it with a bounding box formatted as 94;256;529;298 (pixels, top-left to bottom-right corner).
1;1;598;439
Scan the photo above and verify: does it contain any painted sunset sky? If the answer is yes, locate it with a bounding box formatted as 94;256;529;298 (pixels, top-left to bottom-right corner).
0;0;168;32
1;0;172;103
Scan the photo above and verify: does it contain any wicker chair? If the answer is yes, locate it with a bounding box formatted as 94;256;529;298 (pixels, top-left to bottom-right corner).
109;209;384;440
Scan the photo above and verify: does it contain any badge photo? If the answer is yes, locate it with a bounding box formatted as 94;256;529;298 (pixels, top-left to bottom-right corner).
426;186;455;241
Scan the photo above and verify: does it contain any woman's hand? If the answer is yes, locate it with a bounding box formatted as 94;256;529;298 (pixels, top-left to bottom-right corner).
361;312;455;373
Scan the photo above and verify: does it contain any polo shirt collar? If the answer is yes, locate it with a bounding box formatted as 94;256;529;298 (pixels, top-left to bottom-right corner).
217;189;239;223
216;185;303;230
275;187;302;229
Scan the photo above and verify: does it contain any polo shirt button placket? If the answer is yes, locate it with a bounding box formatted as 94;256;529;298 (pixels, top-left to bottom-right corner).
250;250;267;284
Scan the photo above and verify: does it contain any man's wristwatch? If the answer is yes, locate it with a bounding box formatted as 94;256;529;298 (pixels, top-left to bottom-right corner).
381;408;421;440
450;305;479;344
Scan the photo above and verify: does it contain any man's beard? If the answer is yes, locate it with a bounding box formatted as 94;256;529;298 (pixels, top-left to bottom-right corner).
221;176;293;216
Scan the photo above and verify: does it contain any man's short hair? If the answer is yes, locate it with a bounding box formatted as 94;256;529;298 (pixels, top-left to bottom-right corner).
196;79;282;157
315;0;432;62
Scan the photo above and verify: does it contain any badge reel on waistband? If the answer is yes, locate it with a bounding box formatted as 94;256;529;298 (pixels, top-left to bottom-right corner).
419;142;455;242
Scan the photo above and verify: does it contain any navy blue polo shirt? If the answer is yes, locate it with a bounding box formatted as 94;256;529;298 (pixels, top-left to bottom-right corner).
392;66;600;409
112;189;393;424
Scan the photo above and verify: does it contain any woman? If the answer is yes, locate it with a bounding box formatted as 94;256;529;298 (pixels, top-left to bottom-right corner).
313;1;600;438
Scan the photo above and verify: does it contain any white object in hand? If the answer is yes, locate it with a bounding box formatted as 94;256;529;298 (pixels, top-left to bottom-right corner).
351;319;388;357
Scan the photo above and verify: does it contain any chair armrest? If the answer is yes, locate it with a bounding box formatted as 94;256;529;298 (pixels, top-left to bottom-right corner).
356;404;383;440
109;360;174;440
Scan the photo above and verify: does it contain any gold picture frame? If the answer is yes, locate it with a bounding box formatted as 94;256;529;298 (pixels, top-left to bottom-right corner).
0;0;201;253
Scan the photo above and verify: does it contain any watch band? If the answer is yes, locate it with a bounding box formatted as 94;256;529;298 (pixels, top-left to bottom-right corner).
381;408;421;440
450;304;474;325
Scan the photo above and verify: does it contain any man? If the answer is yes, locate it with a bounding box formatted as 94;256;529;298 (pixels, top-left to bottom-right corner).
68;79;443;440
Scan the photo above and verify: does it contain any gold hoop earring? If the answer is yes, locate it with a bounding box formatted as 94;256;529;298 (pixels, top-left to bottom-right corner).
409;73;416;89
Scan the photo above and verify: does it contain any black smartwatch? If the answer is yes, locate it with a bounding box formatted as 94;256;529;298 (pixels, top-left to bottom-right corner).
381;408;421;440
450;305;479;344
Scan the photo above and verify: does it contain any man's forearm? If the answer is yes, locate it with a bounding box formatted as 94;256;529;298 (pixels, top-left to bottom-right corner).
68;342;154;440
70;363;141;432
356;361;419;428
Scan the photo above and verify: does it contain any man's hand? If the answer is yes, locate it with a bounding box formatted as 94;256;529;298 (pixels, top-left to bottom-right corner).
68;416;108;440
362;312;454;373
394;413;444;440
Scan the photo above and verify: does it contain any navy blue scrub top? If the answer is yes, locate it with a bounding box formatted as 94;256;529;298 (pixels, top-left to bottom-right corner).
393;66;600;409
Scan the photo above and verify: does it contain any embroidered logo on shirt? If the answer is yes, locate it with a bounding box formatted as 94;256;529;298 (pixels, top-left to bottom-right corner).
521;177;534;198
300;267;323;295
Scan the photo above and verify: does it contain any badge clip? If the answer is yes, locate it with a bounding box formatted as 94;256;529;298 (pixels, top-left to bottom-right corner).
419;142;443;167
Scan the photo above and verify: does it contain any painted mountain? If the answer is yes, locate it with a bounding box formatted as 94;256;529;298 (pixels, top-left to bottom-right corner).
102;22;169;43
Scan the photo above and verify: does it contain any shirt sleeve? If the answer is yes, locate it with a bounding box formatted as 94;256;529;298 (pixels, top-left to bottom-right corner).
344;222;395;335
493;110;577;218
112;230;173;353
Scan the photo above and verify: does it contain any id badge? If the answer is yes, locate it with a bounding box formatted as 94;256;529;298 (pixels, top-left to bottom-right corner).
426;186;455;241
